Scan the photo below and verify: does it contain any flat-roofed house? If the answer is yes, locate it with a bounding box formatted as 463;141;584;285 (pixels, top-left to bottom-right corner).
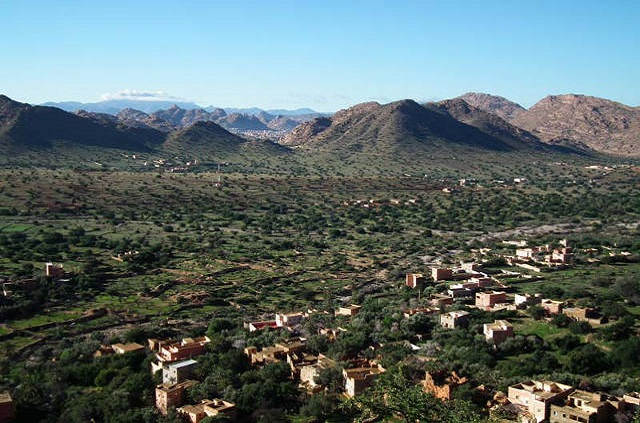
45;262;65;279
515;293;542;309
299;354;337;392
475;291;508;310
483;320;514;345
318;326;347;341
440;311;469;329
0;391;14;423
286;351;318;378
335;304;361;317
148;338;177;352
431;267;453;281
343;362;385;398
508;380;574;423
429;294;453;307
406;273;426;289
550;390;620;423
448;286;473;298
541;299;564;315
247;320;278;332
516;248;536;259
177;399;236;423
549;248;574;264
403;307;437;319
563;307;603;325
163;359;198;384
460;262;480;273
111;343;145;354
156;337;210;362
244;337;307;366
275;312;305;327
155;380;198;415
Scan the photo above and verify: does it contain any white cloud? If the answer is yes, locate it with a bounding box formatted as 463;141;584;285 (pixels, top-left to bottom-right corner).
100;89;186;102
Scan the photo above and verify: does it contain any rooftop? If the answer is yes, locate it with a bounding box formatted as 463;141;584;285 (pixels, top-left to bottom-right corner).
167;359;198;369
511;380;573;399
112;342;145;352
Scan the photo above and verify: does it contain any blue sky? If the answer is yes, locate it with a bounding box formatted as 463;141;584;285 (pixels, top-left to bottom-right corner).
1;0;639;111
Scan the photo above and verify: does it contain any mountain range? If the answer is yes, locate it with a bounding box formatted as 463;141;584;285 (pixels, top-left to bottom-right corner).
2;91;639;169
0;95;287;166
42;99;325;117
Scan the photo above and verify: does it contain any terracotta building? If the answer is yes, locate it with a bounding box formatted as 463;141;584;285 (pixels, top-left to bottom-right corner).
156;337;210;363
155;380;198;415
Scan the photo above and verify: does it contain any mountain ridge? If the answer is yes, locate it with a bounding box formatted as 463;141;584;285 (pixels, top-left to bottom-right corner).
511;94;640;156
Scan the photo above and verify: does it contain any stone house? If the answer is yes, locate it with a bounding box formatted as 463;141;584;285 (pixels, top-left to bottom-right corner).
299;354;337;392
402;307;437;319
447;286;474;298
624;392;640;410
440;310;469;329
343;362;385;398
286;351;318;378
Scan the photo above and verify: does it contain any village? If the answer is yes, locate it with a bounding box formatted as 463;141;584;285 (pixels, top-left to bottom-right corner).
0;238;631;423
0;166;639;423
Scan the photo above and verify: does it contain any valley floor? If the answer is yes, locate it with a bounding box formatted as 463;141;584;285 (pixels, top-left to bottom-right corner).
0;164;639;422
